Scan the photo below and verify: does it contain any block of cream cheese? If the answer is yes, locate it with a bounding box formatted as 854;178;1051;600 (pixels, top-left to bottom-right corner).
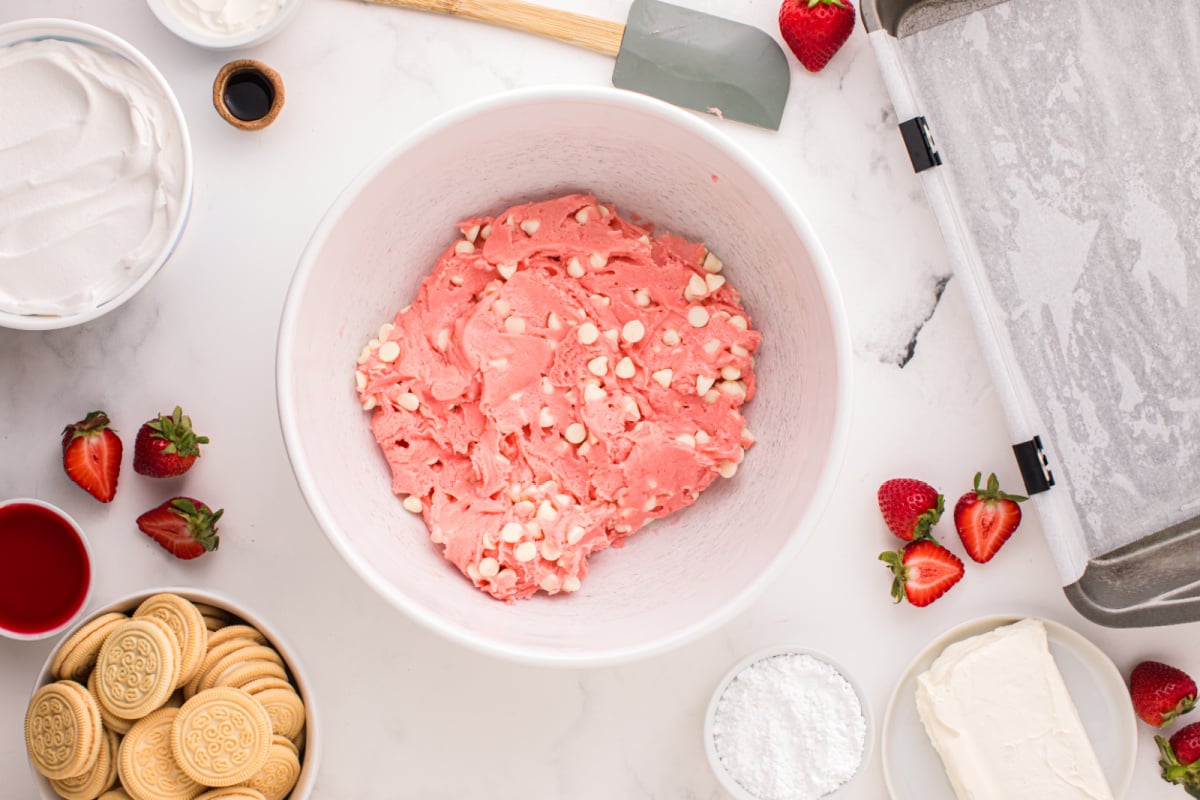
915;619;1113;800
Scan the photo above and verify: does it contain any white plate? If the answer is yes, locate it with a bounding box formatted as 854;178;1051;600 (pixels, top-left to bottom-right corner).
882;615;1137;800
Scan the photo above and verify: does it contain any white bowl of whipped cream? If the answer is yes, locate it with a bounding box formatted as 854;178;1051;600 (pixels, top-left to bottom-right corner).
0;19;192;331
145;0;307;50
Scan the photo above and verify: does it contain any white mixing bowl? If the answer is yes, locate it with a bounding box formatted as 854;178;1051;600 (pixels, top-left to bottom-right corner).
277;87;851;667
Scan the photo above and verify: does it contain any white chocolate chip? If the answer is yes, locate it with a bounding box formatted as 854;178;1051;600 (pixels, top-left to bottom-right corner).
575;208;589;224
742;427;756;446
695;430;711;445
362;396;377;411
576;441;592;457
604;328;619;343
504;315;526;334
718;460;738;479
479;557;500;578
720;380;746;398
598;205;611;217
378;323;395;339
685;273;709;300
589;252;608;269
688;306;710;328
480;224;492;240
368;338;380;349
615;523;632;533
537;500;558;522
704;389;720;404
729;315;748;330
520;219;540;236
501;522;524;543
540;542;561;563
651;369;673;388
587;356;609;377
696;375;716;396
621;320;645;344
563;576;581;592
547;312;561;330
567;525;586;545
638;235;650;245
643;496;657;512
614;357;636;379
539;573;561;592
455;240;475;255
355;370;367;391
565;423;588;444
465;225;480;243
402;496;422;513
514;499;535;517
703;338;722;355
538;407;555;428
430;526;445;544
357;346;370;365
591;294;611;306
662;329;682;346
554;493;574;508
541;377;555;395
584;384;607;403
397;393;420;412
515;541;538;562
498;262;517;280
378;340;401;363
675;433;696;448
493;298;511;318
703;251;724;273
705;273;726;292
633;289;651;307
567;258;585;278
731;344;749;357
624;397;641;421
467;563;481;581
526;521;544;540
449;275;465;286
577;323;599;345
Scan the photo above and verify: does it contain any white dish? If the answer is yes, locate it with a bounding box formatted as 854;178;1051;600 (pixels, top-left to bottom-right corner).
0;19;192;331
145;0;307;50
27;586;320;800
882;615;1137;800
704;646;872;800
277;86;851;667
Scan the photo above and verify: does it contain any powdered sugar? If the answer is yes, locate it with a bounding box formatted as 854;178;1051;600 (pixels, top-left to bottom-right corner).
711;652;866;799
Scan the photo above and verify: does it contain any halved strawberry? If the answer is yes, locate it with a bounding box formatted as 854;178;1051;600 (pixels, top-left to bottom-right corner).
879;539;964;607
61;411;123;503
878;478;943;541
1132;661;1198;727
136;497;222;560
953;472;1026;562
133;406;209;478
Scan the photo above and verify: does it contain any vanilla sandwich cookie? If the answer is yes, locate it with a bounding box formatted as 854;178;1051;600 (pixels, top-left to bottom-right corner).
118;708;204;800
172;687;273;787
51;612;127;681
134;593;209;688
213;659;290;692
251;687;306;740
205;624;267;649
195;788;268;800
240;737;301;800
25;680;103;780
95;618;180;720
50;726;119;800
185;638;260;698
89;668;133;734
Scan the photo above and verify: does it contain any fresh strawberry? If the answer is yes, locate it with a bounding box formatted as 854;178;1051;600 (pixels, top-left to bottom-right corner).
879;539;964;607
136;497;222;560
878;478;943;541
1132;661;1198;727
778;0;857;73
61;411;123;502
953;472;1027;562
133;406;209;478
1156;722;1200;797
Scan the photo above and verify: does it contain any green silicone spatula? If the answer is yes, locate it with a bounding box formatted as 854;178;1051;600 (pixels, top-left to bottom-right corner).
361;0;791;130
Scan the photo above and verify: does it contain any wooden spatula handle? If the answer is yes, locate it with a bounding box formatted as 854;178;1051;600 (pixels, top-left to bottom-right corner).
364;0;626;57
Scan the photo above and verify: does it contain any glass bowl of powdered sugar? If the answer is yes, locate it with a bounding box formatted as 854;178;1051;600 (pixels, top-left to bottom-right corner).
705;647;872;800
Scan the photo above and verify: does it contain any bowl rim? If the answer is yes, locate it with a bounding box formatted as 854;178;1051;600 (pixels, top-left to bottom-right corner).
0;498;94;642
703;645;873;800
0;17;194;331
144;0;308;50
26;585;321;800
276;85;853;668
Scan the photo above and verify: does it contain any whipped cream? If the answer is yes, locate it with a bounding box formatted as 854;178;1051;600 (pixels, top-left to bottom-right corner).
0;38;185;317
915;619;1113;800
164;0;289;37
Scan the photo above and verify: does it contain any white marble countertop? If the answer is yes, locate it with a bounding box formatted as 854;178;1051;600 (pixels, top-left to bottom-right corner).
0;1;1194;797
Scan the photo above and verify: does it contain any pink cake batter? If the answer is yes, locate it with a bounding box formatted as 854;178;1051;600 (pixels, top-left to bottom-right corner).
355;194;760;601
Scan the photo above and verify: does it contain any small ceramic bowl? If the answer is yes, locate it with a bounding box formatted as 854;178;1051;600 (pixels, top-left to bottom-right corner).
704;646;872;800
27;587;320;800
145;0;308;50
0;498;93;642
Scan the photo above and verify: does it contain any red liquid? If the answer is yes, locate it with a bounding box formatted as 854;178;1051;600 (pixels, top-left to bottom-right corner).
0;503;90;635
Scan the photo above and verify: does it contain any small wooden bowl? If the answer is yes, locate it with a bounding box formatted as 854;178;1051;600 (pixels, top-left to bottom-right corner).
213;59;285;131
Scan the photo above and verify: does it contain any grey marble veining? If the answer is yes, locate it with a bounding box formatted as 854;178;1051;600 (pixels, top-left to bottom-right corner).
898;0;1200;557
